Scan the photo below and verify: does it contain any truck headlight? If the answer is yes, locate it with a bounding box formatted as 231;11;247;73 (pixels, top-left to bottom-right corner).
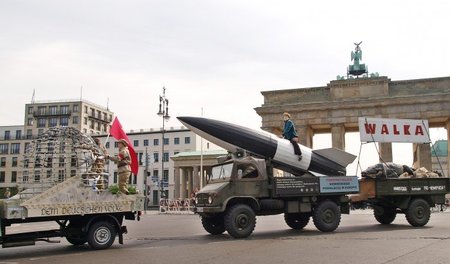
195;197;199;204
208;196;213;204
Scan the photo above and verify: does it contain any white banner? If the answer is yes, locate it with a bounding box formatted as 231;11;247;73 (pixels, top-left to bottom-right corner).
358;117;430;143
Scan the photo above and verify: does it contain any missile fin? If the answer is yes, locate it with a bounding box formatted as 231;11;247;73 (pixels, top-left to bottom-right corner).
312;148;356;167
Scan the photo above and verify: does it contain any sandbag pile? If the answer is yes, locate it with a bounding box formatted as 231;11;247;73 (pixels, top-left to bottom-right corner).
362;163;441;179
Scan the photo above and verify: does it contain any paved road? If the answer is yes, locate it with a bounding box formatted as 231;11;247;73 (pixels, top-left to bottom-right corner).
1;210;450;264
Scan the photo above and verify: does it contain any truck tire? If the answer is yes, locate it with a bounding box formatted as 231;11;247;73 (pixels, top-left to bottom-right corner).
405;198;431;227
224;204;256;238
284;213;310;230
313;200;341;232
87;221;117;250
66;236;87;246
374;207;397;225
201;215;225;235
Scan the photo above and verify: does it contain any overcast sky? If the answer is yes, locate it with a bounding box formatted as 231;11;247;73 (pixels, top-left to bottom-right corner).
1;0;449;172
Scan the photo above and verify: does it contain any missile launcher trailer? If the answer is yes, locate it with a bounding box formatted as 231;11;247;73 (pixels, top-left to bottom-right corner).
0;127;144;250
195;156;359;238
350;177;450;227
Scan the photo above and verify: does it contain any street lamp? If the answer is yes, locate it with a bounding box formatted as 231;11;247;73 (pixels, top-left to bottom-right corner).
157;87;170;201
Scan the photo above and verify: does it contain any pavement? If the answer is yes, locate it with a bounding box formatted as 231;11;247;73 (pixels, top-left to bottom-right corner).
1;210;450;264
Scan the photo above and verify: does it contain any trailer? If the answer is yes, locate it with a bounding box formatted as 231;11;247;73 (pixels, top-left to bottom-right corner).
350;177;450;227
0;127;144;250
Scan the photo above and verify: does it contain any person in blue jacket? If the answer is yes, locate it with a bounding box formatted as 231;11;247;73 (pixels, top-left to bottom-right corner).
282;112;302;160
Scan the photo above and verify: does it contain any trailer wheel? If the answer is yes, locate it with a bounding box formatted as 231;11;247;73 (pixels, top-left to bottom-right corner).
87;221;117;250
313;200;341;232
284;213;310;230
201;215;225;235
374;207;397;225
224;204;256;238
405;198;430;227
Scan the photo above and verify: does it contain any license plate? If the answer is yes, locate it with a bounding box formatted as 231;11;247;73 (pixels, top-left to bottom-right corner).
196;207;204;213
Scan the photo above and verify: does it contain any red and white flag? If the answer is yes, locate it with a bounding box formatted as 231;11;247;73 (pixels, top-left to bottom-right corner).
110;117;139;175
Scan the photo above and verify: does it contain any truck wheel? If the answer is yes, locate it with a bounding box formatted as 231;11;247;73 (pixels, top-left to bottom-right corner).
224;204;256;238
374;207;397;225
66;236;87;246
201;215;225;235
87;221;117;250
405;198;430;227
313;200;341;232
284;213;310;230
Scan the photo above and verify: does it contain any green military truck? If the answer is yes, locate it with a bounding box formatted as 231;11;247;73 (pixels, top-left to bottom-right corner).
195;156;360;238
350;177;450;227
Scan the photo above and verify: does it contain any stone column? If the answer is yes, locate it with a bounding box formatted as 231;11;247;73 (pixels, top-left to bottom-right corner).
413;143;432;170
180;168;187;198
378;143;393;162
297;125;314;148
192;166;200;190
187;168;193;197
447;120;450;177
331;124;345;150
174;167;180;199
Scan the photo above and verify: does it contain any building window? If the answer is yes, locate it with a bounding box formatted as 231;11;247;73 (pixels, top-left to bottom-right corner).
114;142;118;148
35;170;41;182
185;137;191;144
38;129;44;135
28;106;33;114
143;139;149;146
24;143;30;153
105;142;110;148
0;144;8;154
163;170;169;182
91;108;95;117
84;117;88;125
153;153;159;162
84;106;88;113
49;106;58;115
163;152;169;162
15;130;22;139
134;140;139;147
22;171;28;182
26;129;32;139
27;118;33;126
49;117;58;127
12;157;18;167
113;172;118;184
73;104;79;113
38;106;46;115
60;117;69;126
58;169;65;182
11;143;20;154
163;138;169;145
0;172;5;183
37;118;46;128
4;130;10;140
174;137;180;145
61;105;69;114
90;120;94;129
73;116;79;124
153;170;159;178
11;171;17;183
154;139;159;146
138;152;143;165
0;157;6;167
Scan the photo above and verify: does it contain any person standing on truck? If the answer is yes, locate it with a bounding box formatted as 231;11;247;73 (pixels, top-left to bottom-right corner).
282;112;302;161
109;139;132;194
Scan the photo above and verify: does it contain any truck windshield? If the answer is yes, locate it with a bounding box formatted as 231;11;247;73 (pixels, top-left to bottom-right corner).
210;163;233;180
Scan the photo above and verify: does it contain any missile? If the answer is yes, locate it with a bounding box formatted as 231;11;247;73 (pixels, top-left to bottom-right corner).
177;116;356;176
